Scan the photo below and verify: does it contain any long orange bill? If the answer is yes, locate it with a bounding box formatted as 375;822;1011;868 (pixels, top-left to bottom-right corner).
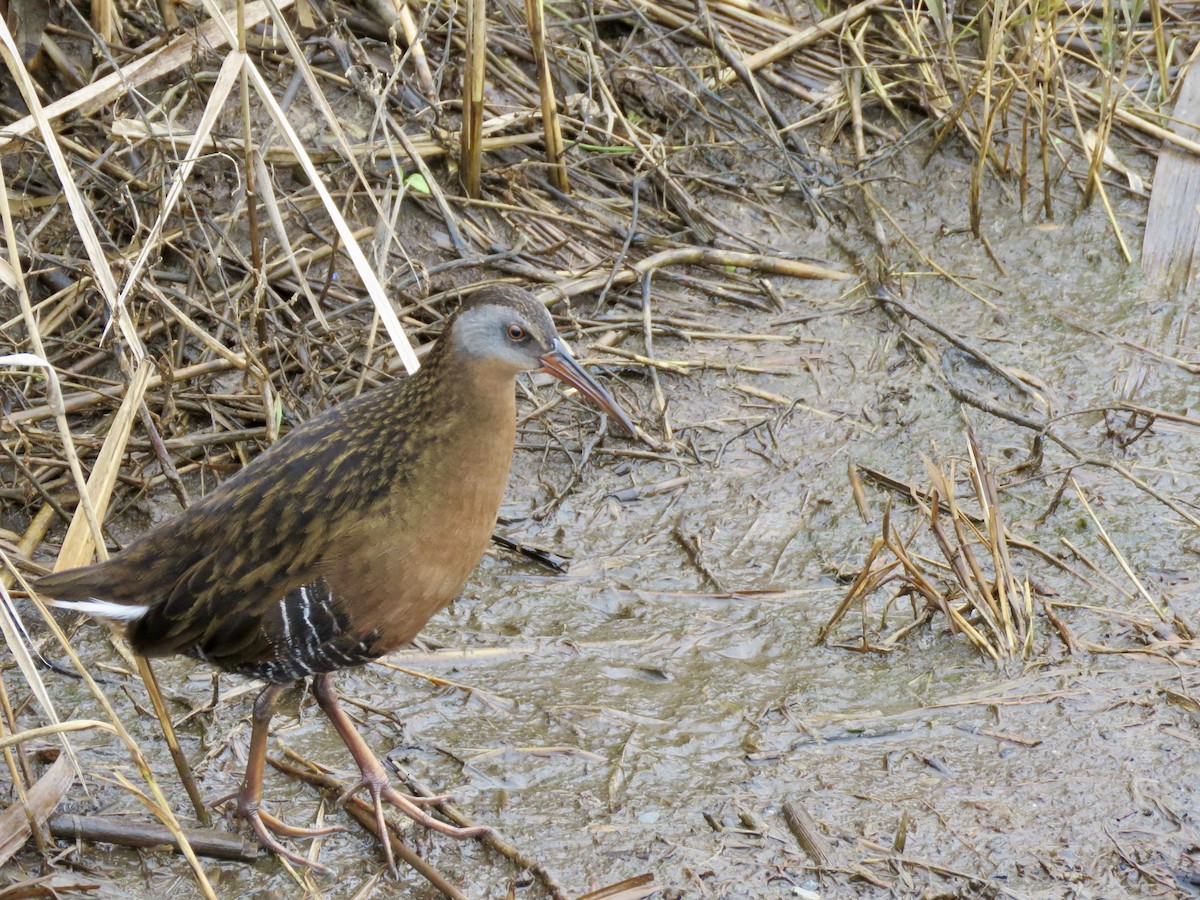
540;338;636;435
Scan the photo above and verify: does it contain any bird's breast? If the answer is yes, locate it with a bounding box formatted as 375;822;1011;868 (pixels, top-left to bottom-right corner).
328;393;517;652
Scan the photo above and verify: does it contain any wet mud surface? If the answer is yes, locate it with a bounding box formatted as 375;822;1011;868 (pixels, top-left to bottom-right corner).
10;142;1200;898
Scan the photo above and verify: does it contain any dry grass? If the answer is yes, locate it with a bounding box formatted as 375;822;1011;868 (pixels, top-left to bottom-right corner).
822;424;1037;661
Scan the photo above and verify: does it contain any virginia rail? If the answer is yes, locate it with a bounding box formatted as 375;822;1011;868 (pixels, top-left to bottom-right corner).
36;286;634;872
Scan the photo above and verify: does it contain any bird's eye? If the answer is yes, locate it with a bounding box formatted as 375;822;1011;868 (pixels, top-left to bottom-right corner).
506;323;526;341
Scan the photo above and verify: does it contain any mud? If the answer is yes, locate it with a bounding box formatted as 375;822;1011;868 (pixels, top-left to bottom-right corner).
7;136;1200;898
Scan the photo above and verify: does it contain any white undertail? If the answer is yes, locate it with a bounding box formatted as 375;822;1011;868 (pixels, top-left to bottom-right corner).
48;598;150;622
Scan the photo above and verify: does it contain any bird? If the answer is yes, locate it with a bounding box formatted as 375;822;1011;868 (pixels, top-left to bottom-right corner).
35;285;635;872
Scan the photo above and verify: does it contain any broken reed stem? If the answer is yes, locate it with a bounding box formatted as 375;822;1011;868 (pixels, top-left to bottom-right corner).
924;486;1001;651
460;0;487;196
524;0;568;191
1071;478;1168;620
48;814;257;862
397;3;435;93
91;0;116;43
135;657;210;825
640;276;672;441
238;0;263;281
782;797;831;867
818;535;887;643
975;450;1019;652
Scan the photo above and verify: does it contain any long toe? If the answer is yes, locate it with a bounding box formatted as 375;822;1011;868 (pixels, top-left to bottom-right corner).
258;809;345;839
369;783;397;873
379;784;490;839
231;788;344;872
396;791;452;807
242;808;335;874
336;773;488;867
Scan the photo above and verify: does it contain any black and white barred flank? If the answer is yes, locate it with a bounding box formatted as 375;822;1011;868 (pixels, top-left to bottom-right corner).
52;576;381;685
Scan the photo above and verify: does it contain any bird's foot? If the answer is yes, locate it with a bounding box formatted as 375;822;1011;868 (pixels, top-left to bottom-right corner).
243;807;336;873
219;791;344;873
343;774;489;838
338;770;489;871
309;673;488;870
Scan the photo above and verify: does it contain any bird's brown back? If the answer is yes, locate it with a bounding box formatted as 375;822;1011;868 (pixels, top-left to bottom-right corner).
37;338;519;673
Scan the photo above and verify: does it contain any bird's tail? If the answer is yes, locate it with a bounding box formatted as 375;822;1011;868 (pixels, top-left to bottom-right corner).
35;567;150;623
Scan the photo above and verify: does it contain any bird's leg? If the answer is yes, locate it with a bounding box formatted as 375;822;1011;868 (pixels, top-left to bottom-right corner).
312;673;489;870
234;682;342;872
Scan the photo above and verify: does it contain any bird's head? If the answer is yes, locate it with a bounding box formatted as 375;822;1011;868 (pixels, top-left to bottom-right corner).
445;285;636;434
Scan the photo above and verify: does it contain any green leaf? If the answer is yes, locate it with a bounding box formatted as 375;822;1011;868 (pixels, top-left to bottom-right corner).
404;172;431;196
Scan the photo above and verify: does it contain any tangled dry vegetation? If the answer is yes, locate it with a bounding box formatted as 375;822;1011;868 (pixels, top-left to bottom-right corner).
1;0;1198;895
